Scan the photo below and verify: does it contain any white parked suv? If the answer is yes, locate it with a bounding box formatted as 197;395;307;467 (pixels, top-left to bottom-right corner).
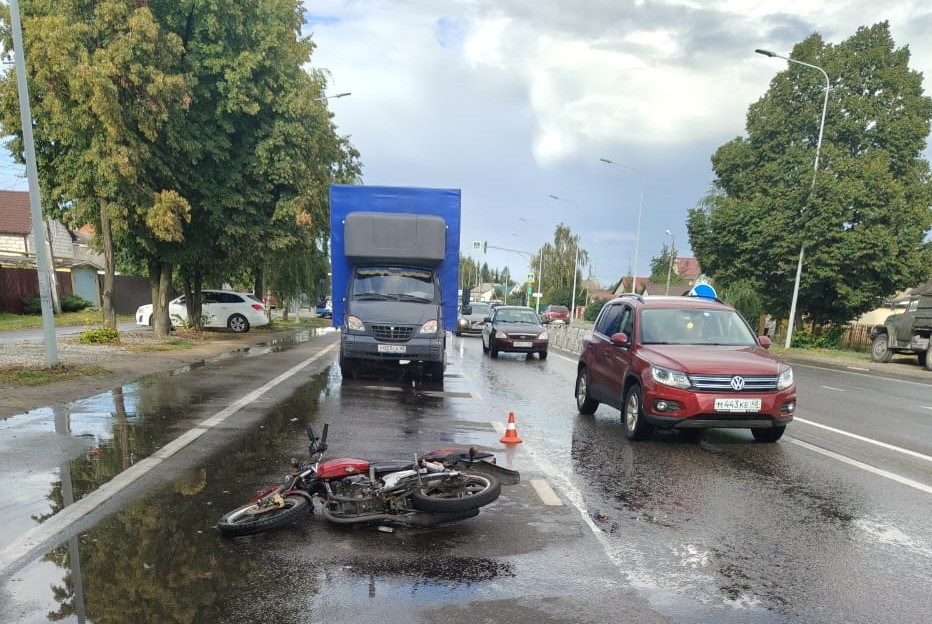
135;290;269;333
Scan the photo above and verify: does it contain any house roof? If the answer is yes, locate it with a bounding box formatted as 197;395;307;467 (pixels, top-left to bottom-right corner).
675;257;701;281
0;190;32;235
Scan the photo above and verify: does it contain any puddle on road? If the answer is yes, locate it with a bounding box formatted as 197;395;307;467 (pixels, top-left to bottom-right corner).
0;329;334;555
0;366;511;624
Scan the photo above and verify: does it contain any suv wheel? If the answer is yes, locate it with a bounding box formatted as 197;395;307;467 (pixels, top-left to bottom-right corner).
751;426;785;443
623;384;653;441
575;368;599;414
870;333;893;363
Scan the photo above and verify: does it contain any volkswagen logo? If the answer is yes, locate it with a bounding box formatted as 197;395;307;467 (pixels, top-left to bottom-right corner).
730;376;746;391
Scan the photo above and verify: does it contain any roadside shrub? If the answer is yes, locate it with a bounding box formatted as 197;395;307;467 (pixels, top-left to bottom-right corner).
61;294;91;312
78;327;121;344
21;294;91;314
22;295;41;315
584;299;608;322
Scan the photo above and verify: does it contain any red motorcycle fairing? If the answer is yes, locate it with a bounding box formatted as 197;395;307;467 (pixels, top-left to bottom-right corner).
317;457;370;480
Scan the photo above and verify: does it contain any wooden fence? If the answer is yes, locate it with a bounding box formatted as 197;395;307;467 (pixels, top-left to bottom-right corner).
0;267;151;315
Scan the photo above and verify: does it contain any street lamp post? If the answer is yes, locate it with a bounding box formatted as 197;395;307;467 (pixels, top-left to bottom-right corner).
599;158;644;294
313;92;352;102
664;229;675;295
756;48;830;348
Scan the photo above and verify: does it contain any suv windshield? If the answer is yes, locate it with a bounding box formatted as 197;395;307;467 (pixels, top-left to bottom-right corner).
352;266;435;301
640;308;757;346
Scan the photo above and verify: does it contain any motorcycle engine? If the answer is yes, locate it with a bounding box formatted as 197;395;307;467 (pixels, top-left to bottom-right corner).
326;476;381;516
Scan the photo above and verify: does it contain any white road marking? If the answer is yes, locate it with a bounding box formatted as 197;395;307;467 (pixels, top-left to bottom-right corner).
0;344;339;579
794;417;932;463
921;406;932;411
531;479;563;505
789;438;932;495
819;385;845;392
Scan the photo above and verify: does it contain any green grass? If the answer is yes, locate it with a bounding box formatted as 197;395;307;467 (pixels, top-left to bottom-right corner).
0;311;134;331
0;363;110;386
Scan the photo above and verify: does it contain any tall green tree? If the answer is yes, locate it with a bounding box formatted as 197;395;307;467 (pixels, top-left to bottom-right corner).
0;0;191;330
649;243;682;286
688;22;932;327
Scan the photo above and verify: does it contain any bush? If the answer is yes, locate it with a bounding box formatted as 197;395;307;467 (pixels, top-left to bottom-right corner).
61;294;91;312
584;299;609;321
78;327;121;344
21;293;91;314
22;295;41;314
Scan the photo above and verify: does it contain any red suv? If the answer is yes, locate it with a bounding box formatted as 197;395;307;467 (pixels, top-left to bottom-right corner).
575;294;796;442
540;304;570;324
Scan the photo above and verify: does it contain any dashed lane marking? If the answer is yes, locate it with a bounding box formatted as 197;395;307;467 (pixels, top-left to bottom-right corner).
531;479;563;505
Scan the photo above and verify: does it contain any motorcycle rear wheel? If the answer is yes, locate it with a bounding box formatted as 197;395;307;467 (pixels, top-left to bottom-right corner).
217;494;310;537
411;473;501;513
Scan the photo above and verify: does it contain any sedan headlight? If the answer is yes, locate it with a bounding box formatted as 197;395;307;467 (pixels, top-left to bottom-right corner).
651;365;691;389
419;319;438;334
777;367;794;390
539;330;549;340
346;315;366;332
494;330;508;339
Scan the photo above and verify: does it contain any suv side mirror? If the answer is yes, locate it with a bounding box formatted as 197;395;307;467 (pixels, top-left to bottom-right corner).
758;335;772;349
610;332;630;347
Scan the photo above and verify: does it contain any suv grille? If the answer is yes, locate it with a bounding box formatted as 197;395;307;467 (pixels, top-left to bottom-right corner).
371;324;415;341
688;374;779;392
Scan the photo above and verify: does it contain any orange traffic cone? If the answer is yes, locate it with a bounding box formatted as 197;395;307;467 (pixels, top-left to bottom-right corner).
500;412;523;444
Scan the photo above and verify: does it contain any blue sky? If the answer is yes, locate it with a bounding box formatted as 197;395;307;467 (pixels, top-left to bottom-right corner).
3;1;931;288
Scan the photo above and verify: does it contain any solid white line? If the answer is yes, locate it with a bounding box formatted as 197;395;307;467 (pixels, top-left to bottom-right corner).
794;417;932;463
789;438;932;495
819;385;845;392
531;478;563;505
922;406;932;411
0;344;338;578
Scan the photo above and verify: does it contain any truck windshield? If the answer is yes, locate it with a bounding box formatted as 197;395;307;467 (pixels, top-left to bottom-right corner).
352;266;435;302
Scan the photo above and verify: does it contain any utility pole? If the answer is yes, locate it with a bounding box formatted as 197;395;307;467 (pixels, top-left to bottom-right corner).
10;0;58;365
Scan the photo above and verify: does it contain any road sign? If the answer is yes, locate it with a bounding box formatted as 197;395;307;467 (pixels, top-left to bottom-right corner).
532;292;542;299
472;240;482;251
526;272;535;283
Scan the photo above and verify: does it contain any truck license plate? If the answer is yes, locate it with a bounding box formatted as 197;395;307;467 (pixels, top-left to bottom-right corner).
377;344;406;354
714;398;761;412
513;341;532;348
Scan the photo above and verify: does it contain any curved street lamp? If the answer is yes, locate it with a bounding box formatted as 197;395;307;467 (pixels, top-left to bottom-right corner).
599;158;644;294
755;48;830;348
313;92;352;102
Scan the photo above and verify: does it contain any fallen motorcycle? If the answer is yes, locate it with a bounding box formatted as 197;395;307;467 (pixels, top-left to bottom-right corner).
217;423;520;537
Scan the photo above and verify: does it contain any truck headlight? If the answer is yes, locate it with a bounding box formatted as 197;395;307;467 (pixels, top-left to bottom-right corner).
419;320;438;334
495;330;508;339
346;315;365;332
651;365;691;389
777;367;794;390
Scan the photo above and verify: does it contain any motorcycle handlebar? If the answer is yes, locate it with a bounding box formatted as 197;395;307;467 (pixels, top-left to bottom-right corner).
306;423;329;454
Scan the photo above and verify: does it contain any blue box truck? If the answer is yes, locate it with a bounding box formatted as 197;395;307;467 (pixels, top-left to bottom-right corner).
330;185;461;382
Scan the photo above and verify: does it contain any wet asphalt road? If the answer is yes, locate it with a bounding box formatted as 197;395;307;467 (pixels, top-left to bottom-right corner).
0;328;931;623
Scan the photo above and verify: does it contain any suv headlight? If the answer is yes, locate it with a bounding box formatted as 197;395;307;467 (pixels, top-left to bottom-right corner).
346;315;365;332
777;367;794;390
419;319;438;334
651;365;691;389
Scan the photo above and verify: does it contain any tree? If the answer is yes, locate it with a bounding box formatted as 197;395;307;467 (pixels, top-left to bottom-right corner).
649;243;683;286
531;224;588;306
688;22;932;327
0;0;191;330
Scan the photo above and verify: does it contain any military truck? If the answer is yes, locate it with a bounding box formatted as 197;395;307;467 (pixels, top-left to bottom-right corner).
869;280;932;371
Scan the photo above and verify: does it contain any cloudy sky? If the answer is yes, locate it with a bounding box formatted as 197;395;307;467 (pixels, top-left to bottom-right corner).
2;1;931;288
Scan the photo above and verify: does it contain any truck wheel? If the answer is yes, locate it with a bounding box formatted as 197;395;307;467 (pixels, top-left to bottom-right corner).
925;347;932;371
429;361;444;381
870;334;893;363
919;351;928;368
339;353;357;380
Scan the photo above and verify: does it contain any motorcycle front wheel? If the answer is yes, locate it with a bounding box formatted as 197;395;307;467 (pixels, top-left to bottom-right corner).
217;494;310;537
411;473;501;513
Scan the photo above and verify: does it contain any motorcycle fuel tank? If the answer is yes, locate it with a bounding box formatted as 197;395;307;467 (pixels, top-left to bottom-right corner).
317;457;370;480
